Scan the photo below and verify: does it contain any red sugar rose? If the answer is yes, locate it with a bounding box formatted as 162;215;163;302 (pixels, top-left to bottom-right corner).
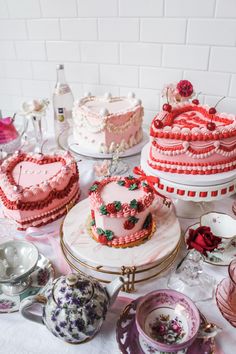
91;209;95;219
187;226;222;256
177;80;193;98
124;220;135;230
137;202;145;212
106;203;117;214
98;235;108;245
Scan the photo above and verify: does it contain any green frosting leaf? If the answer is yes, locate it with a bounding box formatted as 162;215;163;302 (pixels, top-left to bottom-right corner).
114;201;122;211
96;228;104;235
127;175;134;180
89;184;98;192
129;183;138;191
104;230;114;240
117;180;125;186
129;216;139;224
142;213;152;229
130;199;138;209
99;204;108;215
90;219;95;226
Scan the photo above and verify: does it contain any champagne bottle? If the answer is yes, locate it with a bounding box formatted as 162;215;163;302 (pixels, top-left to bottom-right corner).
53;64;74;140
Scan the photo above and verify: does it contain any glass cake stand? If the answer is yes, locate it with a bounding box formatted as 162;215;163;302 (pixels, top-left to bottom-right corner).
141;144;236;219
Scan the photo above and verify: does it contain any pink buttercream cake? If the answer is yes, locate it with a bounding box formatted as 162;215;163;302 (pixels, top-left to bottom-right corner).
73;93;143;154
149;102;236;175
0;151;80;230
89;176;155;248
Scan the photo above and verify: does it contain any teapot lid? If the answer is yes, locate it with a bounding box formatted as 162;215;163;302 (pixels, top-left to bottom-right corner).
53;273;94;308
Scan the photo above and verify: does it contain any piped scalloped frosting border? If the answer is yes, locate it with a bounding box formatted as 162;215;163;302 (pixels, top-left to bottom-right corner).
150;102;236;141
0;150;79;207
89;175;155;218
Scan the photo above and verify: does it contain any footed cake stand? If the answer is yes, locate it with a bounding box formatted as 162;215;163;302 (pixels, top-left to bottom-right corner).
141;144;236;219
60;198;181;292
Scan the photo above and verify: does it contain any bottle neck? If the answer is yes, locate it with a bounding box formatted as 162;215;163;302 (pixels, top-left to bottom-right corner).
56;68;67;84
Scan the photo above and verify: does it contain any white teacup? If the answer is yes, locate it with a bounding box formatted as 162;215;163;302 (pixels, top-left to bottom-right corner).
201;212;236;250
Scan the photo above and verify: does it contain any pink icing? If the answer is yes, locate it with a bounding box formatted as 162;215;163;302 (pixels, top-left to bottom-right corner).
101;181;145;204
12;161;63;188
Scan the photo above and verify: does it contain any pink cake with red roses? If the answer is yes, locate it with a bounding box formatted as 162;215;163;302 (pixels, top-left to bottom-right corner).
0;151;80;230
149;80;236;175
88;176;156;248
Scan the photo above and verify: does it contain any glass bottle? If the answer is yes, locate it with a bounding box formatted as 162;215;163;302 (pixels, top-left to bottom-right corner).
53;64;74;141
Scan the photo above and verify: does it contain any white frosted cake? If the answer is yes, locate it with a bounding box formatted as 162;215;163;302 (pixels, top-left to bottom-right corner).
72;93;144;154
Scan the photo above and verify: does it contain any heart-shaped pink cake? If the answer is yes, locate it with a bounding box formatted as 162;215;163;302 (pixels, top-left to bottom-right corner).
149;102;236;175
89;176;156;248
0;151;80;229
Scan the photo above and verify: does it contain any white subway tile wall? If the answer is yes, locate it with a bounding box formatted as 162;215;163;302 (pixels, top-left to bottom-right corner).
0;0;236;125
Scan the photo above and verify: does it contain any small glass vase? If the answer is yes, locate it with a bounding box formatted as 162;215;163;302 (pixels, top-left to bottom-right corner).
168;249;215;302
31;115;46;153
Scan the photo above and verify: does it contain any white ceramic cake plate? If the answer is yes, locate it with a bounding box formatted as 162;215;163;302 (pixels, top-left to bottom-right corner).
67;132;149;159
141;144;236;219
0;253;54;313
60;198;181;289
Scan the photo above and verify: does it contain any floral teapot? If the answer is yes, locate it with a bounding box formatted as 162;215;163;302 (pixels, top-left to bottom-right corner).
20;273;124;344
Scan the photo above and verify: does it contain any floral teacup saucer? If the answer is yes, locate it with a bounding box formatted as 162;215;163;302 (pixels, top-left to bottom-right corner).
0;253;54;313
116;298;220;354
184;223;236;266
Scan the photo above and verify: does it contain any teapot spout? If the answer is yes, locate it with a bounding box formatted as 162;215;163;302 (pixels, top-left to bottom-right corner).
105;277;124;305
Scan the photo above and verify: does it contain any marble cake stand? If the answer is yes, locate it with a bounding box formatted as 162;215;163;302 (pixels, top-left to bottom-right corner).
141;144;236;218
60;198;181;292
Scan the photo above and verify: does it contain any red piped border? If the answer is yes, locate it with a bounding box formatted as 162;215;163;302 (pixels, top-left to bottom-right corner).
150;104;236;141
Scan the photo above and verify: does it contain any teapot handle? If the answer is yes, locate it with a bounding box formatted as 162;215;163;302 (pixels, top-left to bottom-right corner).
20;294;47;325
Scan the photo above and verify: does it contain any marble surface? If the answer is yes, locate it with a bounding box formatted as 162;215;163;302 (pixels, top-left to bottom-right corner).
0;138;235;354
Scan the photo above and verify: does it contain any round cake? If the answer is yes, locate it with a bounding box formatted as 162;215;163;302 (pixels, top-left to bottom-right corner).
149;102;236;175
72;93;143;154
88;176;156;248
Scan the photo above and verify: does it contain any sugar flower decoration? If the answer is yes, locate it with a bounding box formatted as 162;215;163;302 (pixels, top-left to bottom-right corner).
162;80;194;104
20;99;49;118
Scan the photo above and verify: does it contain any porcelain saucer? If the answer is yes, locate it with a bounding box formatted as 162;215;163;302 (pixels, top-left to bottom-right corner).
0;253;54;313
116;298;219;354
184;223;236;266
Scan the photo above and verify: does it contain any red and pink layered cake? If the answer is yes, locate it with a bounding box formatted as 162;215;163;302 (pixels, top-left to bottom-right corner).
0;151;80;230
73;93;143;154
149;102;236;175
89;176;155;248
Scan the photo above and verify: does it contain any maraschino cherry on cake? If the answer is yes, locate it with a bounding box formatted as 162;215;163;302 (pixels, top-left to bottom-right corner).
88;176;156;248
0;150;80;230
149;80;236;175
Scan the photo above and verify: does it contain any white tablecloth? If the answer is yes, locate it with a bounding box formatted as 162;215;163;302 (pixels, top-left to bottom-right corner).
0;140;236;354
